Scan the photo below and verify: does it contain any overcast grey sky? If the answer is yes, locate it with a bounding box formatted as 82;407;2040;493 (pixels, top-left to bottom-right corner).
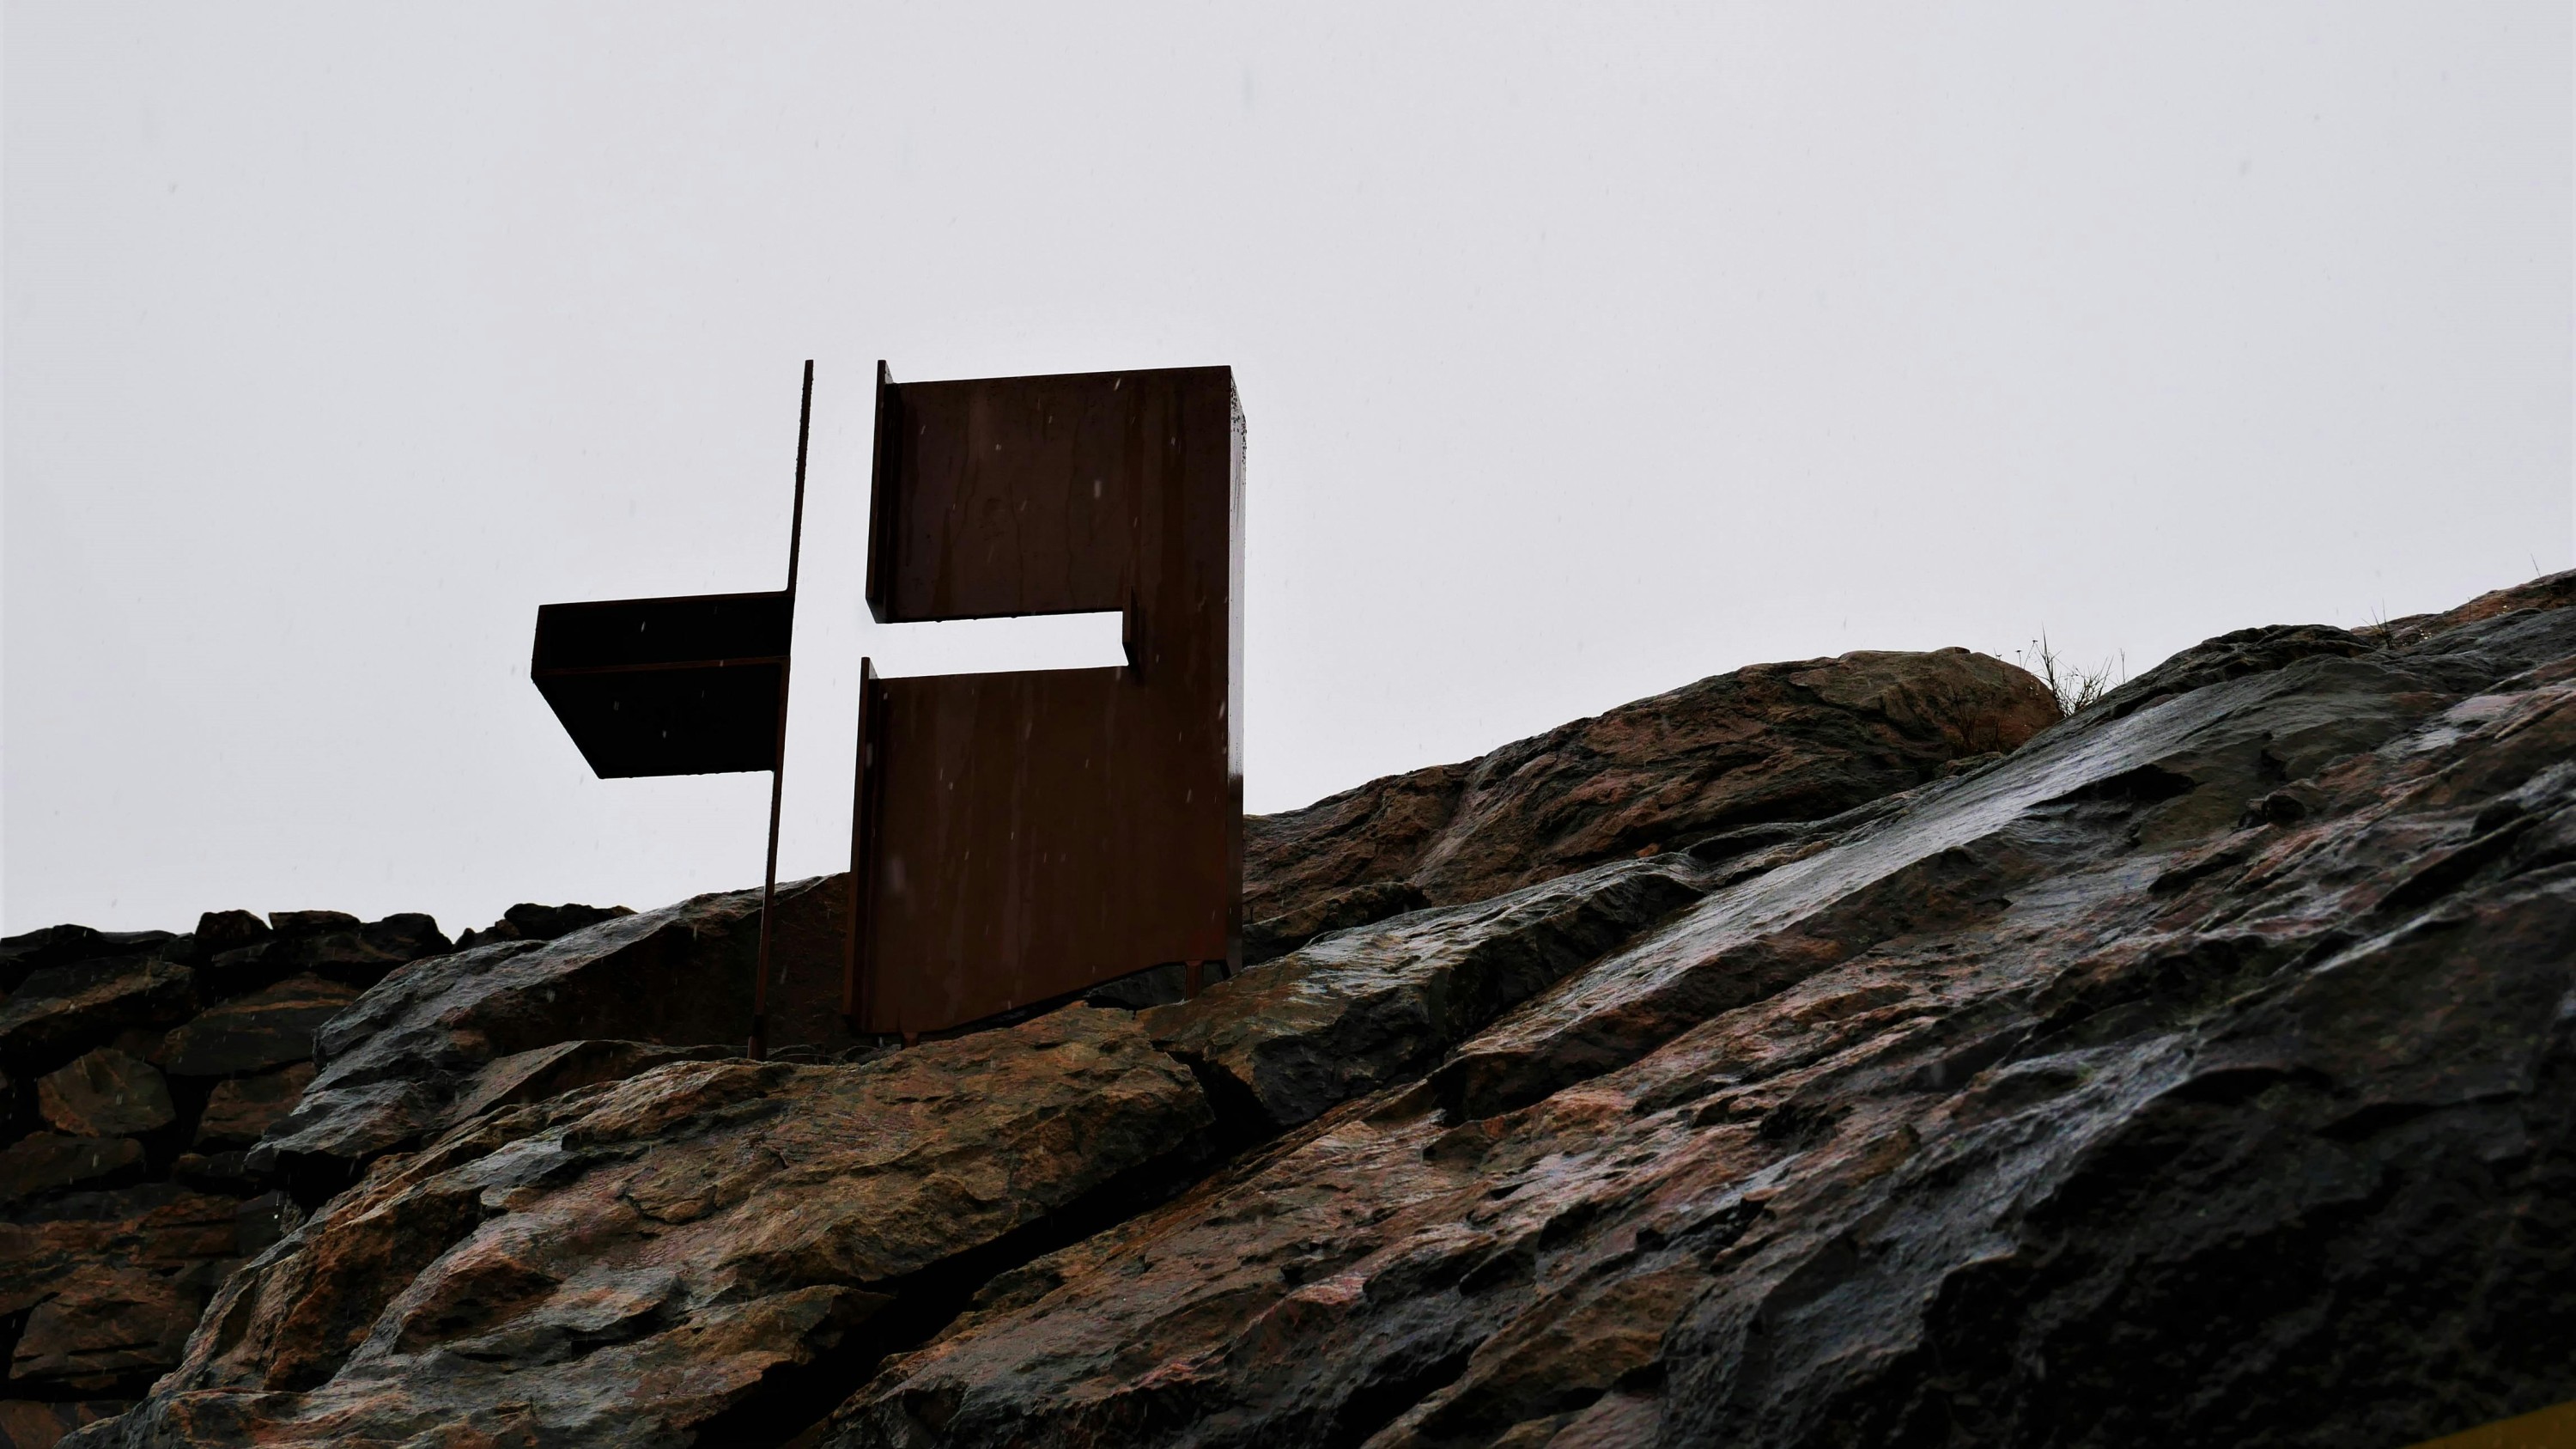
6;3;2569;936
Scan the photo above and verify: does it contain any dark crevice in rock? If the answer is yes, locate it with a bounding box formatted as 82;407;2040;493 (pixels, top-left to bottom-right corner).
1322;1342;1478;1449
1165;1047;1288;1154
0;1306;30;1397
2375;814;2541;916
2047;763;2197;807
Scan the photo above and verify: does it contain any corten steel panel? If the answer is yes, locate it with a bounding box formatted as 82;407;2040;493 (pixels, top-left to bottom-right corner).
532;591;791;778
848;364;1243;1035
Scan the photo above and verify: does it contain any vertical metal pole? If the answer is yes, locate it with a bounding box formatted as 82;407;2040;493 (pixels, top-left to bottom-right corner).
752;360;815;1062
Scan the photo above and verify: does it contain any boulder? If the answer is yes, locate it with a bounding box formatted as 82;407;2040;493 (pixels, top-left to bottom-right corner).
190;910;272;959
456;902;637;950
0;1184;246;1398
34;1050;174;1139
0;928;177;995
248;873;850;1202
0;959;194;1078
160;975;360;1078
15;1265;208;1394
266;911;358;935
0;1135;143;1207
1243;647;2058;955
502;902;632;939
194;1062;317;1148
197;914;453;996
87;1008;1212;1447
169;1153;261;1197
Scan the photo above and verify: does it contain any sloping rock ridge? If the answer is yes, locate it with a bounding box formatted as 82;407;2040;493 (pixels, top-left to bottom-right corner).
1241;646;2058;959
22;588;2576;1447
249;874;859;1207
820;581;2576;1449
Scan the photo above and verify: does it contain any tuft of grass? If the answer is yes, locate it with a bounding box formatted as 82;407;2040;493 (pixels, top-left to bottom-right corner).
2015;632;2126;716
2357;605;2398;653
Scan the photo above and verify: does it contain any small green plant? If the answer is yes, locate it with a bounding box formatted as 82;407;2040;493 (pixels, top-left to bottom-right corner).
2016;632;2126;716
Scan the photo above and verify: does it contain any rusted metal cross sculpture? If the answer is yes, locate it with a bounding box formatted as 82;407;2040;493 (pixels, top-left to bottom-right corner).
848;363;1243;1037
531;362;1242;1052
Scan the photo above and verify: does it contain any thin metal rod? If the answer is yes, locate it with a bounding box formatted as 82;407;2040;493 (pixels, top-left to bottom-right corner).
751;361;816;1062
785;361;813;595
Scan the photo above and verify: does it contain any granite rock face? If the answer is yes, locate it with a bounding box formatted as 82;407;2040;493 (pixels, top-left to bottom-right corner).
453;903;638;952
821;586;2576;1449
87;1009;1211;1448
0;960;196;1081
193;1067;316;1150
0;934;175;996
1242;647;2058;959
161;977;361;1080
34;1052;173;1140
42;571;2576;1449
248;873;854;1204
0;908;453;1426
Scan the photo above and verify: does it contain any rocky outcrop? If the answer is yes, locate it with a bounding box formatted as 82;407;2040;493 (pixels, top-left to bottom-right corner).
249;875;857;1205
0;910;475;1428
39;571;2576;1449
1242;647;2057;959
817;588;2576;1449
86;1009;1212;1447
454;903;637;953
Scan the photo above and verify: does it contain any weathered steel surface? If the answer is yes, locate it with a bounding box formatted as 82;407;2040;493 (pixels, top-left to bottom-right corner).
848;363;1243;1036
532;592;791;778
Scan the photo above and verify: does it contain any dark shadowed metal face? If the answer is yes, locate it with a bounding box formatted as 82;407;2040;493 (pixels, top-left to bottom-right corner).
848;364;1243;1036
532;590;792;778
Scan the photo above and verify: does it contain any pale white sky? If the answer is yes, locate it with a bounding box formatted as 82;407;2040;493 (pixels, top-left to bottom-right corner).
6;3;2570;935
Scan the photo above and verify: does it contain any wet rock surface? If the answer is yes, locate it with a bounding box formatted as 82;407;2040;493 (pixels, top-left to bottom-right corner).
248;873;854;1205
34;1053;173;1141
1243;648;2059;956
454;902;638;952
0;1184;257;1405
85;1008;1211;1447
160;977;359;1080
0;910;453;1428
30;571;2576;1448
1147;858;1710;1129
0;961;196;1082
192;1067;314;1151
819;592;2576;1449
